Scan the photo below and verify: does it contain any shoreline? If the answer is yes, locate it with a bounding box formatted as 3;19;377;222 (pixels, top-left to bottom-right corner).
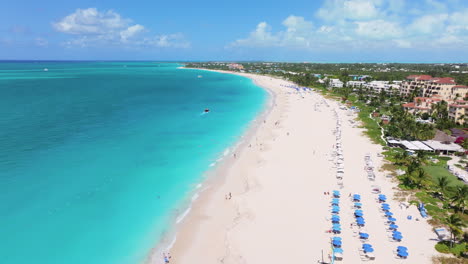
145;69;282;264
149;69;439;263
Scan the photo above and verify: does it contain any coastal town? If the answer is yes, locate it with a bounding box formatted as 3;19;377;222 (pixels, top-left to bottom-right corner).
184;62;468;263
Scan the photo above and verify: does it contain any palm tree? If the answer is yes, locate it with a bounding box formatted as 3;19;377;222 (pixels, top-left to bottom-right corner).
395;151;409;166
450;185;468;213
437;176;450;198
445;214;466;248
413;168;429;189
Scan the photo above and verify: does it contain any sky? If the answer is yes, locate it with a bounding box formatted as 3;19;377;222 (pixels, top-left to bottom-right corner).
0;0;467;62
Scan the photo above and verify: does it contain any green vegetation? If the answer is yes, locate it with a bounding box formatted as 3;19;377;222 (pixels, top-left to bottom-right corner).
185;62;468;86
435;241;467;257
187;62;468;259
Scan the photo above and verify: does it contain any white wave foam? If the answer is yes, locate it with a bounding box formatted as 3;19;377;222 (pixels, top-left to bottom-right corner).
176;207;191;224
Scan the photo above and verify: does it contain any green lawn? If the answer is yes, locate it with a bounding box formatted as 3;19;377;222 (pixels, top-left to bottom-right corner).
423;165;465;187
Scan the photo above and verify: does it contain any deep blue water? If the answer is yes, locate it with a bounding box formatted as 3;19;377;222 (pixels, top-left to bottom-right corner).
0;62;266;264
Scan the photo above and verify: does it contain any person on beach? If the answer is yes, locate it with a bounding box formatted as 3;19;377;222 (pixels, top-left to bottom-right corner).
163;253;170;263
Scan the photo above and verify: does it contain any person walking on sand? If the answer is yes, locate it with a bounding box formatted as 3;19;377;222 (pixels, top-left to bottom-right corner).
163;253;170;263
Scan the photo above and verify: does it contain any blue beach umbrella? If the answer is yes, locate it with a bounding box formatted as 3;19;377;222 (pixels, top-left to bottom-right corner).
332;198;340;203
355;212;363;217
356;219;366;226
353;194;361;200
387;217;397;222
354;202;362;208
382;203;390;207
362;243;373;249
333;224;341;229
331;215;340;222
332;237;342;241
333;190;340;197
389;224;399;230
333;240;342;246
385;211;394;216
381;204;390;209
334;248;344;253
359;232;369;239
397;246;408;251
393;234;403;241
398;251;409;257
364;247;375;253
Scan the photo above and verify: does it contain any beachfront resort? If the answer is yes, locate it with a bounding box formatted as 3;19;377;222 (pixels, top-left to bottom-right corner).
178;63;468;263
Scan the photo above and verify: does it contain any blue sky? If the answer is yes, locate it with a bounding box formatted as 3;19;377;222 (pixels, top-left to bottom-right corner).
1;0;467;62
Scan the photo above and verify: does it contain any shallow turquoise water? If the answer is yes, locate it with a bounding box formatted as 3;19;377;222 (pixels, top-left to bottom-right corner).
0;62;266;264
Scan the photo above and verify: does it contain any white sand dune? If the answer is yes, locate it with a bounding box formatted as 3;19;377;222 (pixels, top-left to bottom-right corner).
154;72;438;264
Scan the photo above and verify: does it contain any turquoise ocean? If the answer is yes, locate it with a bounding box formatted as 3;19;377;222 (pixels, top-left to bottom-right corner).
0;62;266;264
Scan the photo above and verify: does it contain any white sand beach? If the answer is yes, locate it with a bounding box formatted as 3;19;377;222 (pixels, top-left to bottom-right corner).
152;71;439;264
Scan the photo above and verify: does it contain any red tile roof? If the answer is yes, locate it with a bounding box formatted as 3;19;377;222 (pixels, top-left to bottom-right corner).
414;97;441;102
402;102;430;110
450;104;468;109
417;75;433;80
431;77;455;84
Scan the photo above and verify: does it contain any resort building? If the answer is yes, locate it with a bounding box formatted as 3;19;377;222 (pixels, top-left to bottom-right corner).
347;80;366;87
329;78;344;88
449;100;468;124
402;96;442;115
399;75;461;101
451;85;468;100
228;63;244;70
347;80;401;94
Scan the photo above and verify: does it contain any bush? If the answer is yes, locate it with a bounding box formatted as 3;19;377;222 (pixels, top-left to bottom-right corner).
436;242;450;253
435;242;468;257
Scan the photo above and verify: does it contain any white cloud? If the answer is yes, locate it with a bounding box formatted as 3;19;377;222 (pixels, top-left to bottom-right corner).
355;20;402;39
230;22;280;47
409;14;448;34
229;0;468;51
53;8;129;35
54;8;189;49
120;24;145;42
394;39;412;48
35;37;49;47
316;0;384;22
140;33;191;48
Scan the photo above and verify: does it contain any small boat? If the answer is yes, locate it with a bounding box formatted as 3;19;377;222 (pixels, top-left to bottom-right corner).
198;75;203;78
43;68;48;72
204;108;210;113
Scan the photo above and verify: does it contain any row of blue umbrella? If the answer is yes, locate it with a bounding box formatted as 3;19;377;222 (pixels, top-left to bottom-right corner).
353;195;365;227
331;194;341;234
380;201;404;242
380;197;409;257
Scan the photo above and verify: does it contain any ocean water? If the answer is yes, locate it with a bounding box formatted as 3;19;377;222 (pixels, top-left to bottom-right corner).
0;62;266;264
